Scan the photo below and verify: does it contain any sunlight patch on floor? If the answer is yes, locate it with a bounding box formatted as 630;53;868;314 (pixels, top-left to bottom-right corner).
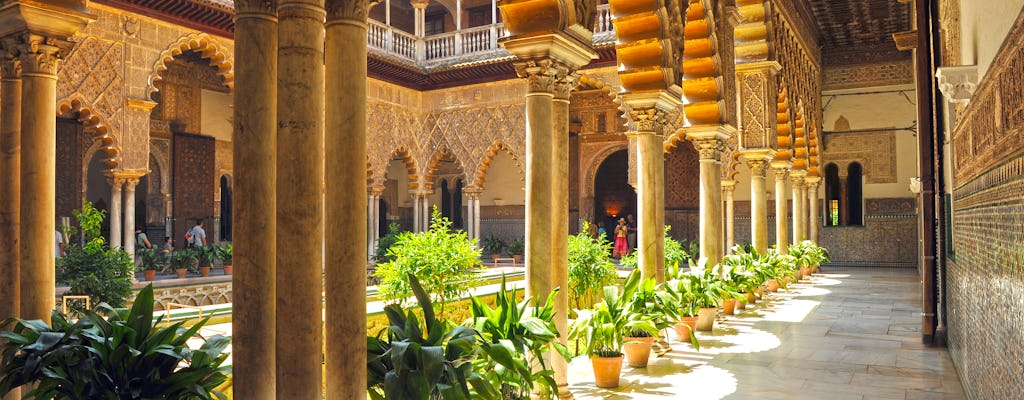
568;356;737;400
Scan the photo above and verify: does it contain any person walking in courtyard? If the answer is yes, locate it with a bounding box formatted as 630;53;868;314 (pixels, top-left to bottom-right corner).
597;220;607;242
186;219;207;248
626;214;637;255
613;218;629;259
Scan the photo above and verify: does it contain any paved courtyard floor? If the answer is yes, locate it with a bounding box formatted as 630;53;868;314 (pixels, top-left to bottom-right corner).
567;268;966;400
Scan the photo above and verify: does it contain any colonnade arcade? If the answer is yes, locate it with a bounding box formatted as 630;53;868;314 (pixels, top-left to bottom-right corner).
0;0;827;399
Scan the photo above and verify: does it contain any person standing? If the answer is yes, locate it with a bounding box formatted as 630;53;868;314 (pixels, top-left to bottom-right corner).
135;226;153;249
626;214;637;255
597;221;607;243
55;229;65;258
613;218;629;259
186;219;208;248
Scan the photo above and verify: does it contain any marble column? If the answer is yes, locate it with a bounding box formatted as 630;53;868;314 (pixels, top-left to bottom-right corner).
325;3;370;397
806;176;820;243
276;0;325;396
790;172;806;244
367;191;377;259
722;180;735;254
412;193;421;232
123;177;138;257
0;47;22;365
631;131;665;282
109;177;123;249
743;154;772;254
232;0;278;396
420;191;431;229
464;188;482;240
522;67;555;303
551;76;572;398
771;161;790;254
691;135;726;267
18;37;61;322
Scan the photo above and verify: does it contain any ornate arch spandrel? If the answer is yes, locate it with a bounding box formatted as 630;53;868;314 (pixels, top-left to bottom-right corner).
60;98;122;171
472;140;525;190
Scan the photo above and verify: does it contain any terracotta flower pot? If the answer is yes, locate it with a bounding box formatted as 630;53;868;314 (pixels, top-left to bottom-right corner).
746;292;758;304
721;298;737;315
782;276;792;286
590;354;624;388
143;269;156;282
200;266;211;277
736;295;747;310
767;279;779;292
223;265;233;275
696;307;717;331
513;254;523;263
176;268;188;279
623;335;654;368
491;253;501;261
674;317;698;343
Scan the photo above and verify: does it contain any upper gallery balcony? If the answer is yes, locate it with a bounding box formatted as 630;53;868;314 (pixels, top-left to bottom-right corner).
366;0;615;70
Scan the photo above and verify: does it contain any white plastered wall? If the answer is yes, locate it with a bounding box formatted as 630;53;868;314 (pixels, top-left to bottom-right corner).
201;90;233;142
959;0;1024;77
479;152;524;205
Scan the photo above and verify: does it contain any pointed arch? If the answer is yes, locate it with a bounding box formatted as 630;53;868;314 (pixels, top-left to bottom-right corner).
147;32;234;99
381;147;420;191
422;146;466;191
58;97;121;170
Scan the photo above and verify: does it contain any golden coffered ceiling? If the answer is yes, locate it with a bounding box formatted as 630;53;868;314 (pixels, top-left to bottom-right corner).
805;0;912;54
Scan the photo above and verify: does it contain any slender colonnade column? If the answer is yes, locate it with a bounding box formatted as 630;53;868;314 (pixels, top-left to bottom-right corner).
692;136;725;267
799;179;809;241
412;192;421;231
19;37;61;321
551;75;573;398
123;177;138;256
806;177;820;242
465;188;482;241
791;173;805;244
722;180;735;254
367;190;377;258
276;0;325;395
771;162;790;253
232;0;278;396
325;1;371;397
0;43;22;400
520;63;556;302
744;156;771;254
109;177;123;248
632;129;665;282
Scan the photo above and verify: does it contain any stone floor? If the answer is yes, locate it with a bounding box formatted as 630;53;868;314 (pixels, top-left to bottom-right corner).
567;268;966;400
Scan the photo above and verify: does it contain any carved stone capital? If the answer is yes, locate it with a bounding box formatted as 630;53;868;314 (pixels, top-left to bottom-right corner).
721;180;736;193
789;173;805;187
0;54;19;80
108;176;126;190
628;107;671;135
368;185;385;196
15;34;68;76
124;178;140;191
804;176;821;190
326;0;378;21
463;187;483;200
746;159;771;177
235;0;277;15
691;137;726;161
553;73;579;101
514;58;570;94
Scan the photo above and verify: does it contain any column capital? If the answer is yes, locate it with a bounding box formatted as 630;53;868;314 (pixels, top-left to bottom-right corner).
789;172;806;187
15;35;63;76
552;72;579;101
326;0;375;22
721;180;737;192
235;0;277;15
690;136;726;161
368;185;385;196
123;178;140;191
410;0;429;10
514;58;571;94
804;175;821;188
621;91;683;136
0;40;21;79
740;149;774;177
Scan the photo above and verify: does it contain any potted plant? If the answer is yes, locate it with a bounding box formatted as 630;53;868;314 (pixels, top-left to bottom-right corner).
685;259;727;332
658;265;701;349
568;276;659;388
481;235;506;260
623;270;674;368
568;229;617;312
169;250;196;279
194;245;217;277
505;239;524;264
136;247;163;282
217;243;233;275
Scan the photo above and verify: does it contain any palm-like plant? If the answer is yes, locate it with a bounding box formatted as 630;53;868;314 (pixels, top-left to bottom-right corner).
568;270;660;357
367;274;495;400
0;285;230;399
468;276;569;399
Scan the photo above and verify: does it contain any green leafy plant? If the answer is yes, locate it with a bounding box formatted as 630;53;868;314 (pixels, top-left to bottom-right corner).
480;236;506;256
367;274;495;400
216;243;232;265
0;285;231;399
194;245;217;269
374;222;403;262
136;247;164;272
617;226;693;270
468;276;570;399
625;273;675;338
789;240;831;268
655;266;701;350
503;239;524;257
170;250;198;273
57;200;133;309
568;270;660;357
567;227;617;312
375;208;483;317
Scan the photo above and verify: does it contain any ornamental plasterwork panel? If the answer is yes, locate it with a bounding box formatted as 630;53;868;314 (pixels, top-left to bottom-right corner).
57;36;125;158
938;0;961;68
823;61;913;91
821;130;898;184
152;282;232;309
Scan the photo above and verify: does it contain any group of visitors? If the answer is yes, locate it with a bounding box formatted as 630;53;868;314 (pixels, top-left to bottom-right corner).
584;214;637;259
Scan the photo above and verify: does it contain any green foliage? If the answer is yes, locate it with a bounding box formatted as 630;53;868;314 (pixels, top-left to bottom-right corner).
216;243;232;265
170;250;198;273
468;277;570;400
193;245;217;268
367;274;495;400
788;240;831;267
0;285;231;399
617;226;693;270
568;270;660;357
136;247;164;271
503;239;524;257
374;223;403;262
567;224;617;311
480;236;506;256
625;274;675;337
375;208;484;317
57;200;133;309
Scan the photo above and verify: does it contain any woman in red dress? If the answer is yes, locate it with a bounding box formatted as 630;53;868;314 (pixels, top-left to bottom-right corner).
613;218;629;258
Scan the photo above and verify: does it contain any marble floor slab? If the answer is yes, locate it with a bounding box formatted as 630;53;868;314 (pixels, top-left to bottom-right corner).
567;268;966;400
